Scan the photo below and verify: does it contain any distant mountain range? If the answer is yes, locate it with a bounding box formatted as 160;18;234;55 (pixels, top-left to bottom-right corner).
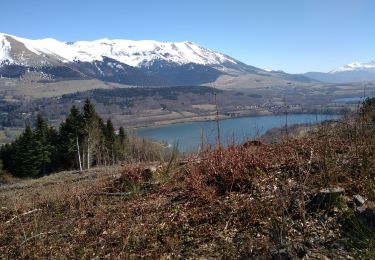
0;33;314;86
304;61;375;83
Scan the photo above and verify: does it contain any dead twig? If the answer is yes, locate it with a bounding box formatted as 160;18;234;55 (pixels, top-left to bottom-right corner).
6;209;42;224
19;231;56;247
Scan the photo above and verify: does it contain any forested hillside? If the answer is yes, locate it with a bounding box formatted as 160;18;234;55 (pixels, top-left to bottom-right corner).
0;99;162;177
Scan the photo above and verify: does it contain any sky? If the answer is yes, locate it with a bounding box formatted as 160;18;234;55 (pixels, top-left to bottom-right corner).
1;0;374;73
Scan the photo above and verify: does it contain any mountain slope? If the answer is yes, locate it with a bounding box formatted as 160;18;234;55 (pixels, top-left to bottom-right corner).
0;33;314;86
304;61;375;83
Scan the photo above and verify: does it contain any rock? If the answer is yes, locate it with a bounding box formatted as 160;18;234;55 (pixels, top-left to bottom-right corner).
353;194;366;206
309;188;345;210
355;200;375;214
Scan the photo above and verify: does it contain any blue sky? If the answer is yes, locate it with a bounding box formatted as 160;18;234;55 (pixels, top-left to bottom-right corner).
1;0;374;73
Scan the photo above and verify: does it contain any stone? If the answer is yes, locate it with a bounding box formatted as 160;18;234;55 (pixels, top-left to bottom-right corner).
309;188;345;210
355;200;375;214
353;194;366;206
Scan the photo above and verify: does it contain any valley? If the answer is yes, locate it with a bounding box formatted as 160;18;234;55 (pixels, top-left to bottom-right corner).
1;1;375;258
0;76;372;129
0;33;374;144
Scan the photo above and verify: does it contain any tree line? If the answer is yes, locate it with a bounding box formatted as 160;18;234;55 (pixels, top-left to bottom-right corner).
0;99;130;178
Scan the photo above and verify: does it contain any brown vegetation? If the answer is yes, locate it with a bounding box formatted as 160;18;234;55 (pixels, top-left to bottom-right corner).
0;103;374;258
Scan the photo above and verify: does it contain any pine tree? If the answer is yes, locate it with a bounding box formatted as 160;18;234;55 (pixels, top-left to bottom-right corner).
34;114;54;175
119;127;127;146
58;105;84;171
82;98;101;169
118;126;128;161
0;99;132;177
12;126;41;177
0;159;4;176
0;143;14;173
105;119;116;145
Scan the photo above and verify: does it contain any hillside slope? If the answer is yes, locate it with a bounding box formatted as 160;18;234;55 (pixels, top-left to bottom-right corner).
1;101;374;258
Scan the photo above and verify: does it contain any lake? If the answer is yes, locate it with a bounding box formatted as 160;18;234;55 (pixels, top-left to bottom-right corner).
137;114;340;152
334;96;374;103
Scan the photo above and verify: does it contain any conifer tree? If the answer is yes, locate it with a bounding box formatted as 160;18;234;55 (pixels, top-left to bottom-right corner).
34;114;54;175
12;126;41;177
82;98;101;169
0;99;140;177
0;143;14;173
105;119;116;145
58;105;84;171
118;126;128;161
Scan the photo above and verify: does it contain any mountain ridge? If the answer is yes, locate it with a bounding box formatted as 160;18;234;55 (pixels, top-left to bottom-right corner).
0;33;315;86
304;61;375;83
0;33;246;71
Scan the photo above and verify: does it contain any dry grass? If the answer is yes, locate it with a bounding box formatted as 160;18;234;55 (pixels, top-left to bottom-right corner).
0;109;374;258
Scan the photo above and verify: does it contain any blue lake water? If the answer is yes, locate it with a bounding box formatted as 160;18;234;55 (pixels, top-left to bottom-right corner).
137;114;340;152
334;96;374;103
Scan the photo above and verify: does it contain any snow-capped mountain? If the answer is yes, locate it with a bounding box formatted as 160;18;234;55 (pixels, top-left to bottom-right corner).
0;33;313;86
70;39;242;69
304;61;375;83
0;33;243;69
330;61;375;73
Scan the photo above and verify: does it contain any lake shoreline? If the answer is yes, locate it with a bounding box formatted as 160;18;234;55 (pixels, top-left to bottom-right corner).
129;110;343;131
136;113;342;152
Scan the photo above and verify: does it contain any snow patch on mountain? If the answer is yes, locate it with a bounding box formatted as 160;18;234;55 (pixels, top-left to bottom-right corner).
11;34;96;63
0;34;13;63
0;33;96;64
262;67;286;73
330;61;375;73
